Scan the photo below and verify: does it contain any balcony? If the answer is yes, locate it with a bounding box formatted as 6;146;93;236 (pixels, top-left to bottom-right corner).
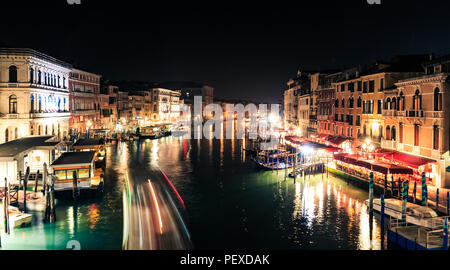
425;111;444;118
30;111;70;118
382;110;397;117
381;139;397;149
407;110;424;118
72;109;97;116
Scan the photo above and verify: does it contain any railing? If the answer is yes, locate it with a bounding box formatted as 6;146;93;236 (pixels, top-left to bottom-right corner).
407;110;424;118
382;110;397;117
381;139;397;149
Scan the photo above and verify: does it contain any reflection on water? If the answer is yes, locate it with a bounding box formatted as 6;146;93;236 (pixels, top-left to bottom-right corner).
1;121;386;249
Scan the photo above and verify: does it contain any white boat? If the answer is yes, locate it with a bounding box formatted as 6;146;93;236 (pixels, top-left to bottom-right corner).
0;205;32;229
365;198;444;229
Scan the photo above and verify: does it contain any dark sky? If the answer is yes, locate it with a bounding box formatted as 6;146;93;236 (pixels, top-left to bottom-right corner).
2;0;450;103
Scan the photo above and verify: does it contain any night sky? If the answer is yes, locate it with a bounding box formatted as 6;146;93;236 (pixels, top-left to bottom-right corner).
2;0;450;103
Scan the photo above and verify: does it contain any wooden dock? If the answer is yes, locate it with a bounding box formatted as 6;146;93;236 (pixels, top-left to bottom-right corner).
388;218;448;250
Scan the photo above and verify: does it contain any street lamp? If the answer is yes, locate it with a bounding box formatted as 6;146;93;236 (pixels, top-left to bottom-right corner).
86;120;92;138
361;138;374;159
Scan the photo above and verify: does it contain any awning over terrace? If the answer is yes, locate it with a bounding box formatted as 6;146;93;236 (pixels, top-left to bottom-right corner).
334;153;413;175
286;136;342;153
374;149;436;169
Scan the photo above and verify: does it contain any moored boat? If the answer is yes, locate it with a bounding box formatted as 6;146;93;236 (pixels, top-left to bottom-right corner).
51;151;104;197
365;198;444;229
0;205;32;229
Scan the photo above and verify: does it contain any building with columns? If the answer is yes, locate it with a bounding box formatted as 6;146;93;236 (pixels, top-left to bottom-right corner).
0;48;71;144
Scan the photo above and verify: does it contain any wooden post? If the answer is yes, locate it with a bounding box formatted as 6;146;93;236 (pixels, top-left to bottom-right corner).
436;188;440;213
23;167;30;213
294;153;297;184
50;175;56;223
72;170;78;201
402;179;407;221
34;170;40;193
369;172;374;214
3;178;10;234
43;163;48;196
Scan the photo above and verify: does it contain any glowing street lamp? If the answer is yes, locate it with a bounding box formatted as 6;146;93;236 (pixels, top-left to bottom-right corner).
361;138;374;159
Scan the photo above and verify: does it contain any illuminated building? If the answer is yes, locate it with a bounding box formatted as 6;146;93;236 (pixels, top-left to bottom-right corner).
68;68;102;136
0;48;71;143
150;88;182;123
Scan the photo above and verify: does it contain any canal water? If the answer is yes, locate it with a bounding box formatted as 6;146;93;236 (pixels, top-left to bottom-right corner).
1;135;387;250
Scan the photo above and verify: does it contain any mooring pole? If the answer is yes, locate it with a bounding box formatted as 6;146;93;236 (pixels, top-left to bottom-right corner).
384;174;387;197
443;217;448;250
402;179;407;221
49;175;56;223
72;170;78;201
436;188;440;213
23;167;30;213
34;170;40;193
43;163;47;196
447;191;449;216
413;180;417;204
369;172;374;214
380;194;385;243
421;172;426;206
3;178;10;235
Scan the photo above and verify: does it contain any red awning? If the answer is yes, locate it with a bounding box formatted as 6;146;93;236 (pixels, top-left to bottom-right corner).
325;146;342;153
285;136;304;144
378;150;436;169
327;136;347;146
334;153;413;174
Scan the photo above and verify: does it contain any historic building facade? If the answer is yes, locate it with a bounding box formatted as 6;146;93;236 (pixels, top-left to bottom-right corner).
68;68;101;135
0;48;71;144
150;88;181;123
388;55;450;188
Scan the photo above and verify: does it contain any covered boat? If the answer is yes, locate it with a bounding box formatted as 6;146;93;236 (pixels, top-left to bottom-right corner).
51;151;104;195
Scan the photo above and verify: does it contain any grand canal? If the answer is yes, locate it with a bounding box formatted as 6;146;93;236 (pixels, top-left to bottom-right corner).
1;135;387;250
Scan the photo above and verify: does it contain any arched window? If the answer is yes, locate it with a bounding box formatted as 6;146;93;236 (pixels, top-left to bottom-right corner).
30;123;34;136
9;66;18;82
5;129;9;143
392;97;397;111
14;127;18;139
9;95;17;113
391;126;396;141
357;97;362;107
413;90;421;110
434;87;442;111
63;77;66;88
335;99;339;108
30;94;35;113
341;99;345;108
37;70;42;84
58;97;61;112
30;67;34;83
45;125;48;135
38;125;42;135
38;96;42;112
57;75;61;88
379;125;383;139
386;125;391;140
386;98;391;110
399;92;405;111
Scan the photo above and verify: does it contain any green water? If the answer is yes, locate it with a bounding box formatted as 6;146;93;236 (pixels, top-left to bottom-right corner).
2;136;386;250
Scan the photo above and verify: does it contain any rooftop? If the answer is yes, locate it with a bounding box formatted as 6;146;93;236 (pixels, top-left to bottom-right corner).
73;138;102;147
52;151;95;166
0;136;59;158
